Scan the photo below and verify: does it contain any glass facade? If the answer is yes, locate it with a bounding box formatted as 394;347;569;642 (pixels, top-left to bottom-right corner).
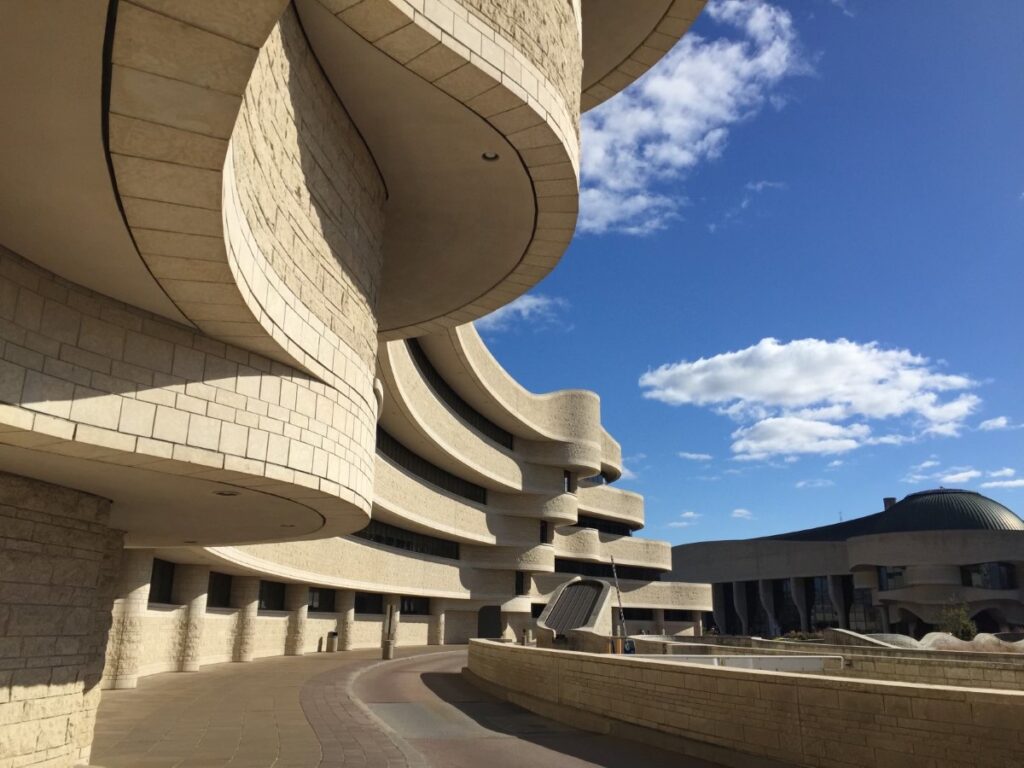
808;576;839;630
877;566;906;591
554;558;662;582
353;519;460;560
575;515;633;537
774;579;803;634
961;562;1016;590
377;427;487;504
848;587;882;633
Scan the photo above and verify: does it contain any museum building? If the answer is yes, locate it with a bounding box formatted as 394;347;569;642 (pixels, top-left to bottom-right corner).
0;1;712;765
672;489;1024;638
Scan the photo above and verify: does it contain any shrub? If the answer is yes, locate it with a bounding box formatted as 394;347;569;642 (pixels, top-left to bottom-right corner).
938;602;977;641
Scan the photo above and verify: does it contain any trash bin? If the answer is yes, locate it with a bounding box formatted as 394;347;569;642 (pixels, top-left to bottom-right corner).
326;631;338;653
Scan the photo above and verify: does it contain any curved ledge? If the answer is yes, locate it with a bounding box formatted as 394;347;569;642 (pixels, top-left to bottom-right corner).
581;0;706;112
553;527;671;570
462;543;555;573
533;573;711;610
297;0;582;338
577;485;645;530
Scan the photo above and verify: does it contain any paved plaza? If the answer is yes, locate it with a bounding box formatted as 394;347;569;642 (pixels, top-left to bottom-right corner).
91;647;727;768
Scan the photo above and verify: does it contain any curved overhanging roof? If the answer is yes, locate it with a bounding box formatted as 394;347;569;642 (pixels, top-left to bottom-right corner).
581;0;706;111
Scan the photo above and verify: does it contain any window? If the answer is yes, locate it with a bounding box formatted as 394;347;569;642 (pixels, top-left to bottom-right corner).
377;427;487;504
353;519;460;560
663;609;691;622
848;587;882;633
808;576;839;630
406;339;514;449
149;558;175;605
258;580;286;611
400;596;430;615
515;571;526;596
877;566;906;591
207;572;232;608
539;520;549;543
622;608;654;621
308;587;336;612
531;603;546;618
355;592;384;614
554;558;662;582
775;579;802;634
961;562;1016;590
563;470;574;493
575;515;633;537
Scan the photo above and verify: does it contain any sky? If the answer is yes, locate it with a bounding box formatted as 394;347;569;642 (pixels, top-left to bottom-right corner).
475;0;1024;544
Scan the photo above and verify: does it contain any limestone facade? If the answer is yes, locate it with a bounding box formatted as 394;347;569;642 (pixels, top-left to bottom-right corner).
0;2;710;766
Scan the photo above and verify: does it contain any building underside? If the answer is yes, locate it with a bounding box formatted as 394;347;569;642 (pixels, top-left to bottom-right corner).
0;1;710;765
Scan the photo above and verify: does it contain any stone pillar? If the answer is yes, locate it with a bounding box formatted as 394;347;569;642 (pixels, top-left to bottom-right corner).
879;605;892;633
653;609;666;635
732;581;750;635
285;583;309;656
429;600;445;646
232;576;260;662
691;610;703;637
827;575;849;630
711;583;728;634
0;472;124;767
172;565;209;672
103;548;154;690
338;589;355;651
790;577;810;632
384;594;401;645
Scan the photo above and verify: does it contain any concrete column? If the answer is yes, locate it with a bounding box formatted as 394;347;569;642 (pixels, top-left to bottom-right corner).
827;575;849;629
338;589;355;651
691;610;704;637
879;605;892;633
104;548;154;689
711;583;728;634
384;594;401;645
285;584;309;656
232;576;260;662
0;472;124;767
172;564;209;672
429;600;445;646
758;579;781;637
653;609;666;635
790;577;810;632
732;581;750;635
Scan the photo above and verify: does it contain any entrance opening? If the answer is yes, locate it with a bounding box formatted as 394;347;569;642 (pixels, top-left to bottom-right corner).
477;605;502;638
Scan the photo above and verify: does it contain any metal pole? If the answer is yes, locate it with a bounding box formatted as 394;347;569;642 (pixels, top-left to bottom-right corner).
610;556;628;642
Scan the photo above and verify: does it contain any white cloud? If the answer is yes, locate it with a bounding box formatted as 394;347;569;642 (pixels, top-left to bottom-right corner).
981;479;1024;489
989;468;1015;478
731;508;754;519
619;466;638;481
640;338;979;460
579;0;807;235
912;459;940;471
619;452;647;481
678;451;713;461
796;478;835;489
979;416;1011;431
939;468;981;484
669;510;703;528
827;459;843;468
474;294;568;333
745;179;787;192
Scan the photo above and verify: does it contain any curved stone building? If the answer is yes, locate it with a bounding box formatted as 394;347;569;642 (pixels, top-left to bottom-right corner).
672;489;1024;639
0;2;710;765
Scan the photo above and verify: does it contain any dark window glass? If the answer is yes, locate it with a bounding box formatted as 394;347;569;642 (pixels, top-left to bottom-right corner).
531;603;546;618
563;470;573;493
353;519;460;560
539;520;549;543
406;339;513;449
877;566;906;591
575;515;633;537
308;587;336;612
258;580;286;611
554;558;662;582
207;571;232;609
747;581;772;636
515;571;526;596
808;576;839;630
775;579;802;634
663;609;691;622
377;427;487;504
961;562;1016;589
149;559;176;605
355;592;384;614
849;587;883;633
622;607;654;621
400;596;430;615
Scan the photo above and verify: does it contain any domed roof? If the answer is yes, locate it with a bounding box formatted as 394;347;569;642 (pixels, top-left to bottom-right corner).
764;489;1024;542
875;489;1024;534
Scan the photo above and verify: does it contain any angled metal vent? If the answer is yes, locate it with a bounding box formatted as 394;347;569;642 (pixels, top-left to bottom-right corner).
544;580;602;633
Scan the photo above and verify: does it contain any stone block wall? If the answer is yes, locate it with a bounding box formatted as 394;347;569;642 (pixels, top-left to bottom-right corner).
468;640;1024;768
0;472;122;767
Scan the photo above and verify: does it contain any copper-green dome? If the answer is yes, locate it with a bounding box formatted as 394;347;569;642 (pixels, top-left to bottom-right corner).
766;489;1024;542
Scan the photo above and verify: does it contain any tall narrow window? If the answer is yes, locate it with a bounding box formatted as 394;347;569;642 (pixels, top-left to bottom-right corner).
258;580;286;611
515;571;526;596
207;571;232;608
149;558;176;605
308;587;336;612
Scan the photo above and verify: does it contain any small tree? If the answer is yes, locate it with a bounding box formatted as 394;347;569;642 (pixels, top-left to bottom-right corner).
938;601;977;641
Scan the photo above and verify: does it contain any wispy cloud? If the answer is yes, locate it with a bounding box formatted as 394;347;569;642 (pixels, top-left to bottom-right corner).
579;0;808;235
731;508;754;519
981;479;1024;489
678;451;713;461
989;468;1015;478
978;416;1022;431
827;459;844;468
796;478;834;489
619;452;648;481
669;511;703;528
639;338;979;461
708;179;787;233
475;294;568;334
940;468;981;484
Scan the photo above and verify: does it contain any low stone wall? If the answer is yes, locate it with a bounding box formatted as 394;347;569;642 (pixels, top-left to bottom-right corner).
467;640;1024;768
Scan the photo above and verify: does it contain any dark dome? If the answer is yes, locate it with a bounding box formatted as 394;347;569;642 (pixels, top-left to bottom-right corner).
764;489;1024;542
875;489;1024;534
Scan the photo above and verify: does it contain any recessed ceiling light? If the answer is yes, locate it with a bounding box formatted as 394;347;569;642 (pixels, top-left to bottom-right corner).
281;524;296;528
482;152;499;162
214;490;240;497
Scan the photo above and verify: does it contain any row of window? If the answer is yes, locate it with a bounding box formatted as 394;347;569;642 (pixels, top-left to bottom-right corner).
574;515;633;537
352;519;460;560
553;558;662;582
878;562;1018;591
376;427;488;504
405;339;514;449
148;560;428;615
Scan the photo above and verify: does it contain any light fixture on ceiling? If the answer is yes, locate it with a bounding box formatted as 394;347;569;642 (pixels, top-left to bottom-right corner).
213;490;240;497
481;151;499;162
281;523;296;528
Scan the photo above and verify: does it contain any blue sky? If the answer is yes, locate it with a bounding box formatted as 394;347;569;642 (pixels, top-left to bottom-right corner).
476;0;1024;544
